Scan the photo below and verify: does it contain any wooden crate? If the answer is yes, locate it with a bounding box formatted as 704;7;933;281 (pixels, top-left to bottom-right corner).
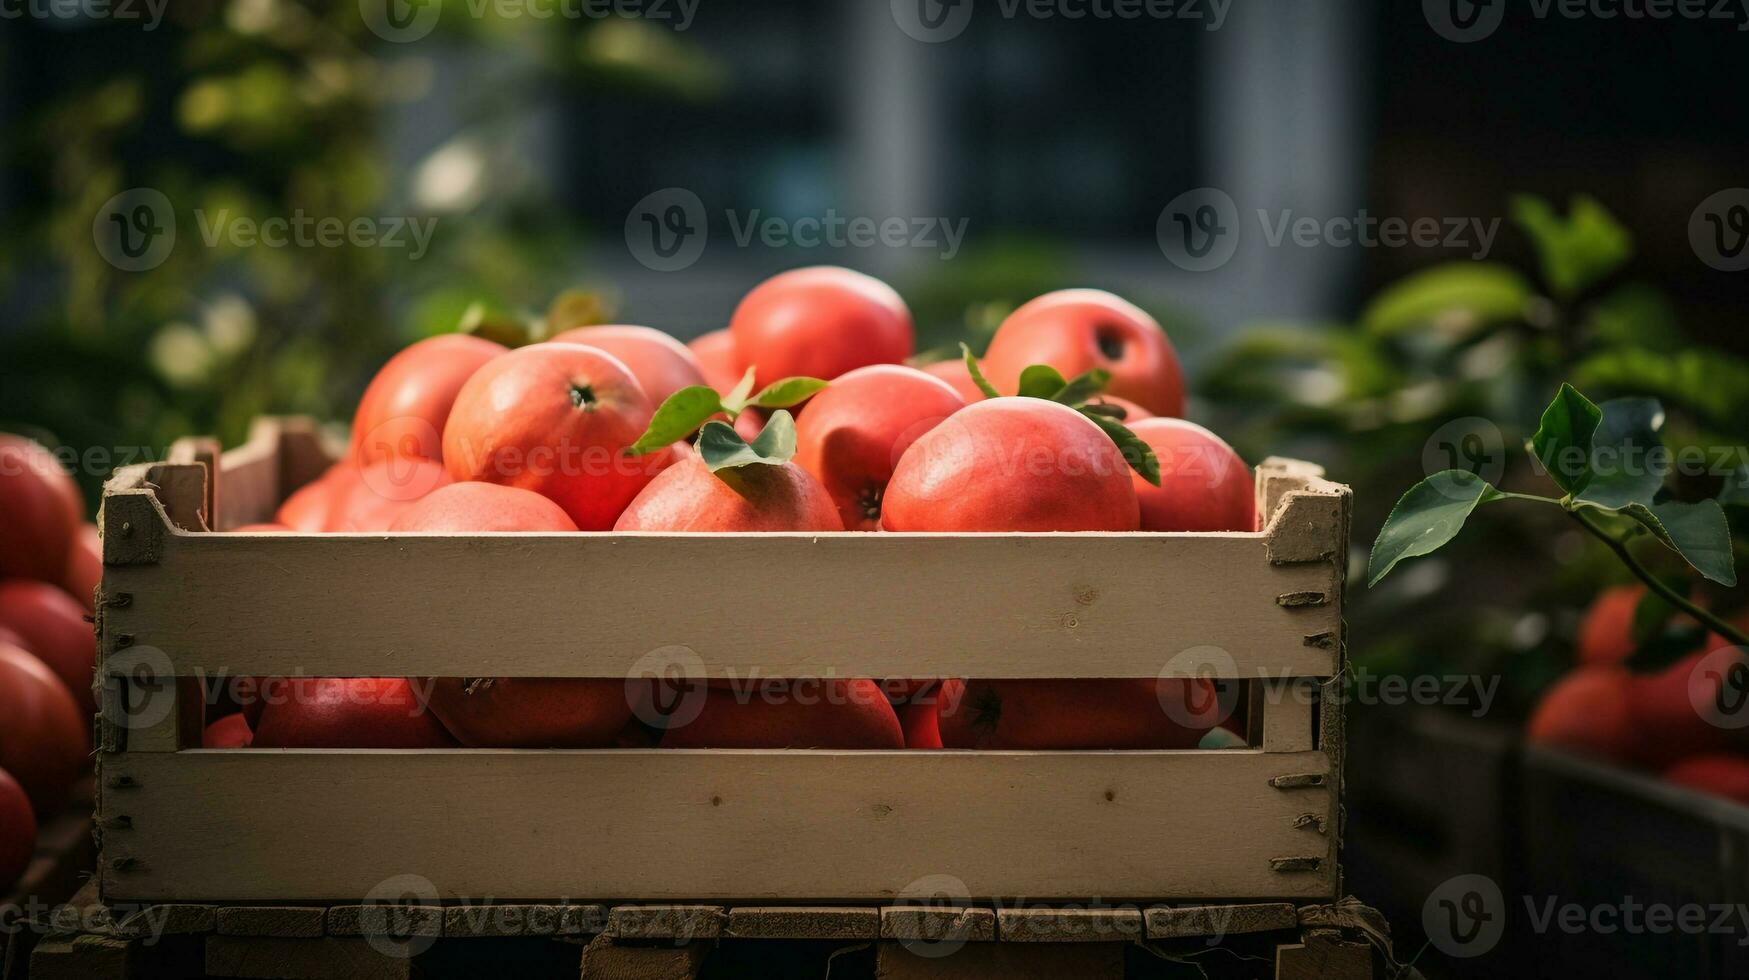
92;417;1350;906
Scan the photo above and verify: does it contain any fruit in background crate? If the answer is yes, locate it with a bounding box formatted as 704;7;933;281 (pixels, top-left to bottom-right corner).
729;266;913;387
349;334;506;466
232;523;291;532
1624;640;1744;767
688;328;745;395
442;342;661;530
550;325;709;407
62;523;101;613
617;412;842;532
0;767;35;894
426;678;632;748
388;481;579;532
0;579;96;715
275;463;353;531
1576;585;1650;666
881;398;1141;532
0;434;82;584
921;358;987;404
1665;754;1749;805
1127;418;1256;532
980;290;1185;417
894;684;944;750
793;365;966;531
0;643;87;813
1526;667;1640;764
935;678;1221;750
203;713;254;749
326;458;452;532
251;678;456;749
658;679;905;749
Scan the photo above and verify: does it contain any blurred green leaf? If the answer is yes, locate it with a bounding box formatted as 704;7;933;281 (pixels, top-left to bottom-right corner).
1053;368;1111;406
1511;194;1633;300
1571;347;1749;428
961;343;1001;398
1586;283;1683;350
1361;263;1531;339
1018;364;1068;399
697;412;794;472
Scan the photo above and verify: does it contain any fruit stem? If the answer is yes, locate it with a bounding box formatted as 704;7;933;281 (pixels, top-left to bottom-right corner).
1569;507;1749;648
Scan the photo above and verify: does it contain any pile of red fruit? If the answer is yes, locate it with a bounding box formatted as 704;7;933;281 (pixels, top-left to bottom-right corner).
0;436;98;895
1528;584;1749;804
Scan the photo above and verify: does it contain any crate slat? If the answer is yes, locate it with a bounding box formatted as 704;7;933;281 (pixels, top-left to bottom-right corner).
100;748;1334;902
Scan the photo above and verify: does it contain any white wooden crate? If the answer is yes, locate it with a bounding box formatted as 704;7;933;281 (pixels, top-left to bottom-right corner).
93;417;1350;905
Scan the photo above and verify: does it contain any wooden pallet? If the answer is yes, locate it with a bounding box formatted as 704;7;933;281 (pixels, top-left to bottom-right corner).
92;417;1351;909
20;894;1385;979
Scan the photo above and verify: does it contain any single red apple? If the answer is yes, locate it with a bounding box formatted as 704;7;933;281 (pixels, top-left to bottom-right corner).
1128;418;1255;532
729;266;913;387
350;334;506;466
441;342;661;530
882;398;1140;532
981;290;1185;417
793;365;965;530
615;454;842;532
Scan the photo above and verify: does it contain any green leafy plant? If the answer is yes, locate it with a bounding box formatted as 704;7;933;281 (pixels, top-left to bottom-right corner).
626;367;828;459
1371;383;1747;651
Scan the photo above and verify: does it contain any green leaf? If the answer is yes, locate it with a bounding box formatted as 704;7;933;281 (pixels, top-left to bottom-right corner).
747;377;829;409
1615;499;1738;587
1367;471;1502;587
1576;397;1666;509
1572;346;1749;430
1079;411;1159;487
1361;263;1532;339
1511;194;1634;300
1081;400;1129;421
459;301;533;348
696;410;798;473
749;409;797;461
961;343;1001;399
1052;368;1112;407
719;366;758;415
1530;383;1603;496
627;386;724;456
1017;364;1068;400
1586;283;1683;350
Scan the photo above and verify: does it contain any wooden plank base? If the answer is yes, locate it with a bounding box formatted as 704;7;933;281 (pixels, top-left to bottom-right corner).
580;936;709;980
875;940;1126;979
102;749;1334;902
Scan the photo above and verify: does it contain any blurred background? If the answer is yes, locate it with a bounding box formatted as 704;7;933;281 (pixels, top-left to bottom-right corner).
2;1;1748;975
